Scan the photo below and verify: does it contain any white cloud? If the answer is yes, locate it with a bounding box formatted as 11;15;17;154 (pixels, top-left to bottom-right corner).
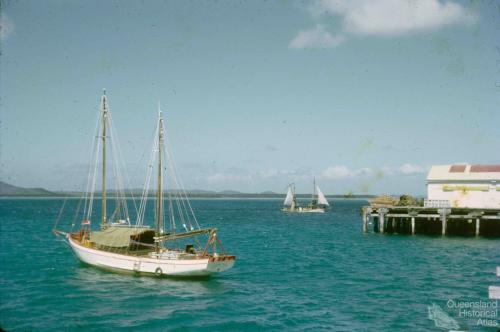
0;14;14;41
320;163;427;179
320;165;373;179
206;167;311;184
292;0;476;48
204;163;426;185
398;163;426;175
321;165;354;179
289;25;345;49
326;0;474;36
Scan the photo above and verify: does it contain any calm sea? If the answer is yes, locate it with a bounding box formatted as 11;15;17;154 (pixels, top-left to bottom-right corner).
0;198;498;331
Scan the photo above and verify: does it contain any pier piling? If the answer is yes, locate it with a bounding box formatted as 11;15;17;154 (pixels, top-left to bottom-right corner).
378;208;387;234
362;205;500;236
362;207;368;233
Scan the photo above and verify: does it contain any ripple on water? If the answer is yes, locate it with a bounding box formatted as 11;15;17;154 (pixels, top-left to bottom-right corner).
1;199;499;331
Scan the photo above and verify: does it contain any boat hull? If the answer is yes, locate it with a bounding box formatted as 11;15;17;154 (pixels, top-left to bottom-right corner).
282;207;325;213
67;235;235;277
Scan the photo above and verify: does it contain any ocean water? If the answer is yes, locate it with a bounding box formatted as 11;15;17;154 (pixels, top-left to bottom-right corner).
0;198;499;331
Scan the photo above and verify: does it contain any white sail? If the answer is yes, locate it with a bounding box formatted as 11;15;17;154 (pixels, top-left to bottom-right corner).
284;186;294;206
316;186;329;206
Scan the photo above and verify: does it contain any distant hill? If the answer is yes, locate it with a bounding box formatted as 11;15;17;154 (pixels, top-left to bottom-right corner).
0;181;377;198
0;181;57;197
218;190;242;195
260;190;279;195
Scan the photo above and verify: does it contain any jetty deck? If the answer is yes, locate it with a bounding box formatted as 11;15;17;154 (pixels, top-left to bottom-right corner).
361;205;500;236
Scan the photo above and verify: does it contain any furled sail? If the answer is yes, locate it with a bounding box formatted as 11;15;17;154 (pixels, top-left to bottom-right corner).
316;186;329;206
283;186;294;206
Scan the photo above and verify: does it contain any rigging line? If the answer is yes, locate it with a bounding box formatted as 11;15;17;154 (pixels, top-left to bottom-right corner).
87;136;102;221
86;113;104;222
167;185;175;232
172;173;193;231
111;151;124;224
108;132;121;222
85;136;100;221
158;140;169;235
160;140;176;233
82;110;102;220
53;194;69;232
137;154;152;226
108;112;136;222
174;188;187;232
164;135;200;230
164;142;188;225
168;179;184;232
137;161;152;228
137;165;152;228
165;151;193;231
109;115;127;222
177;181;196;230
164;131;199;229
137;121;160;227
141;123;160;227
71;196;84;232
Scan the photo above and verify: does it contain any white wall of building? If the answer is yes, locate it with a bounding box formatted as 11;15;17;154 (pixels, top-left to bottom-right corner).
427;182;500;209
426;165;500;209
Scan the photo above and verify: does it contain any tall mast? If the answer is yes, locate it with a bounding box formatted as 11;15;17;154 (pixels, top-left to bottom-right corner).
156;109;164;244
312;177;316;201
101;89;108;228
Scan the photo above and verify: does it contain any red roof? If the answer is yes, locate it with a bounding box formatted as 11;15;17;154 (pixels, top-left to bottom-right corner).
449;165;466;173
470;164;500;173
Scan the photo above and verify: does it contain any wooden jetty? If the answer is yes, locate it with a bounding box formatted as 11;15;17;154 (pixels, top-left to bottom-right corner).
361;204;500;236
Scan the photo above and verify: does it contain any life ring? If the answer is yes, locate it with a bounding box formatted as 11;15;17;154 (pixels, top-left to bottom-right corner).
155;267;162;276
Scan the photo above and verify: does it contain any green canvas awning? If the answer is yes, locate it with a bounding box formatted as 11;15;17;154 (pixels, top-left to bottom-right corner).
90;226;152;248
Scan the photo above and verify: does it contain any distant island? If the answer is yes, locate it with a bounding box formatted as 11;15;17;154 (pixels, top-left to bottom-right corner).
0;181;376;199
0;181;58;197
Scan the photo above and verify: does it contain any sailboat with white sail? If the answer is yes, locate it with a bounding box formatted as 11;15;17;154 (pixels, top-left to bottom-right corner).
282;179;330;213
54;91;235;277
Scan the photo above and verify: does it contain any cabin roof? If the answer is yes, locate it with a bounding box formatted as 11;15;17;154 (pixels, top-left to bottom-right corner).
90;226;152;248
427;164;500;182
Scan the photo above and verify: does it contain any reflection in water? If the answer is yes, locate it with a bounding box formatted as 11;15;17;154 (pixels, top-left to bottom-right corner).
69;265;227;298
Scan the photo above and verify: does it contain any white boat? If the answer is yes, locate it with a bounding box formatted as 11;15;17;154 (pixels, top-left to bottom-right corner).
282;179;330;213
55;91;235;277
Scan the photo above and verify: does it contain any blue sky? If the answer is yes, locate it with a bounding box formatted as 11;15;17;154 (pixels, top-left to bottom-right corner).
1;0;499;194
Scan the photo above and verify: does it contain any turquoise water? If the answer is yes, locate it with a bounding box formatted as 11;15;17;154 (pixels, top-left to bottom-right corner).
0;198;499;331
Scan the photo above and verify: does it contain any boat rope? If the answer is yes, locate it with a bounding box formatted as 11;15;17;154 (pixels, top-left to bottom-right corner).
71;196;84;231
108;115;127;223
136;121;160;227
82;109;101;222
108;111;137;223
53;194;69;234
164;131;201;231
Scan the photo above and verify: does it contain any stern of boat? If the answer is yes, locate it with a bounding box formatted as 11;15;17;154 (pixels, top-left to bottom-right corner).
206;255;236;273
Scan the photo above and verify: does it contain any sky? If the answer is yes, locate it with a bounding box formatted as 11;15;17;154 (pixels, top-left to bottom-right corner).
0;0;499;195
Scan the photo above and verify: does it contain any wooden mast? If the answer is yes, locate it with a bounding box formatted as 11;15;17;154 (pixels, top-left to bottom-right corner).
101;89;108;228
156;110;164;251
312;177;316;205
